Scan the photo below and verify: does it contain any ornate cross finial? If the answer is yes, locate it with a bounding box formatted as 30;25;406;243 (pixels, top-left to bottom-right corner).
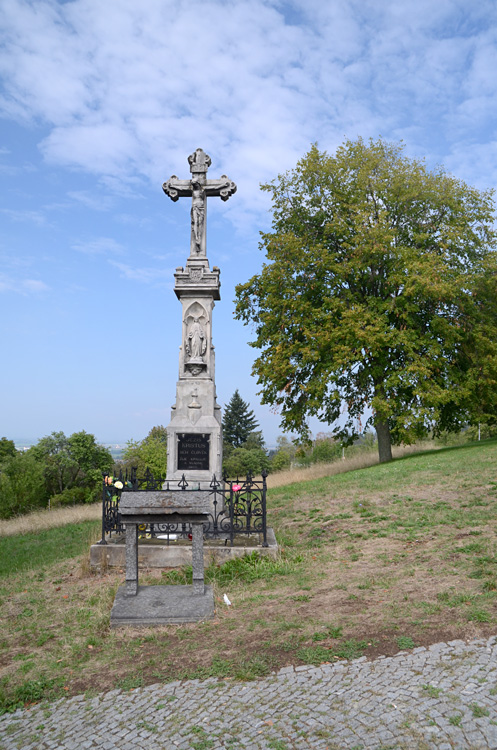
188;148;211;175
163;150;236;259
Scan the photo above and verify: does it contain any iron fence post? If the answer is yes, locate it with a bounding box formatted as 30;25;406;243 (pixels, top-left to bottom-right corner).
97;474;108;545
261;470;268;547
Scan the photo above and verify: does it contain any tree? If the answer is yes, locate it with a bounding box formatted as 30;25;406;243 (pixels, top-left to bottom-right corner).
235;138;497;462
311;433;341;464
121;425;168;481
223;446;270;478
222;390;259;448
0;452;48;519
30;430;112;500
269;435;296;472
0;437;16;463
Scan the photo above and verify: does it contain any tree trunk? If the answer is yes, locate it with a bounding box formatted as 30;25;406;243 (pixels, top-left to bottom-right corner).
375;420;393;463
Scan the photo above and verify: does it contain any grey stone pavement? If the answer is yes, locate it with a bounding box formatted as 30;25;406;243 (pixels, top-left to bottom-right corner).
1;636;497;750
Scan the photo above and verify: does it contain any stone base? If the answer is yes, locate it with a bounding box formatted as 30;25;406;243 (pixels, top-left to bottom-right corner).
90;528;278;571
110;584;215;627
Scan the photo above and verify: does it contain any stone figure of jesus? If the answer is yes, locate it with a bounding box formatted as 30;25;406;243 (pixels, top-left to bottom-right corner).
191;182;205;252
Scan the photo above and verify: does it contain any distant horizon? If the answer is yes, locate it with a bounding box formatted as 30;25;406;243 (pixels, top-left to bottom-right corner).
11;436;131;449
11;435;280;451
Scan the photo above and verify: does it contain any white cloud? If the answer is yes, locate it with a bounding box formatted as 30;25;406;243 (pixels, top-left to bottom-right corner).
72;237;124;255
0;0;496;211
22;279;49;293
68;190;115;211
109;260;173;285
0;207;48;225
0;272;49;294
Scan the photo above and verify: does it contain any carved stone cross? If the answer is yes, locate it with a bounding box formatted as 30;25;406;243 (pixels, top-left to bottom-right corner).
162;148;237;258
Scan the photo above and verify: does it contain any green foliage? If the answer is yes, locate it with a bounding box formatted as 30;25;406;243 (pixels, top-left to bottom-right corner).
0;452;48;519
49;487;92;507
270;435;297;472
223;390;259;448
471;702;490;718
296;645;331;665
397;636;416;650
221;393;268;475
0;675;64;714
30;431;112;502
0;437;16;462
121;425;167;480
422;684;442;697
235;138;497;463
311;434;342;464
223;446;270;478
160;552;297;587
465;423;497;442
332;638;369;660
449;714;463;726
270;450;292;472
115;674;144;691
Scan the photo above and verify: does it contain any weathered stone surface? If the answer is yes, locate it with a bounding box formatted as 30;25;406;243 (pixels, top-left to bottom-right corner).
110;584;214;626
119;490;211;515
191;523;205;595
124;525;138;596
90;527;279;570
162;150;236;491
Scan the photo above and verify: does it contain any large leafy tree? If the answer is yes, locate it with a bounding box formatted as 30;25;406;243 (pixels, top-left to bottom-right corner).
30;430;112;497
222;390;259;448
121;425;168;481
235;138;497;462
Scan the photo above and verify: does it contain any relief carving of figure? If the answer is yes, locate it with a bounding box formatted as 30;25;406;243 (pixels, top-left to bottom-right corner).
191;181;205;252
186;317;207;360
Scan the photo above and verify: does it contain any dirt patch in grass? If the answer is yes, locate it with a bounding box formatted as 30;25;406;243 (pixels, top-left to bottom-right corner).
1;442;497;711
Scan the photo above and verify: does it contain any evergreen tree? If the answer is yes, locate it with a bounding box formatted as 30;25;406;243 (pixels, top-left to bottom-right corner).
222;390;259;448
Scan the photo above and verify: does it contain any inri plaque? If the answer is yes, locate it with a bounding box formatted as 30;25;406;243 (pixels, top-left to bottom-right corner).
177;433;210;471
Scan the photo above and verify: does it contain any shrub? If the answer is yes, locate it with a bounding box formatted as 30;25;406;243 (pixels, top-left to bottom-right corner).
49;487;92;507
0;453;48;519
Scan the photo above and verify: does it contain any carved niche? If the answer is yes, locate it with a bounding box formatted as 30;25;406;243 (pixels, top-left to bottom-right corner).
184;302;208;376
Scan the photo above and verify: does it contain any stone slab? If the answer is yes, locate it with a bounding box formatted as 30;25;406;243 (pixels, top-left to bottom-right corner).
119;490;211;515
90;528;278;570
110;584;215;627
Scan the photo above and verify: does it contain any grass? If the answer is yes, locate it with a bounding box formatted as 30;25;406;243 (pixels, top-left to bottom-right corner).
0;503;102;538
1;439;497;713
0;520;100;577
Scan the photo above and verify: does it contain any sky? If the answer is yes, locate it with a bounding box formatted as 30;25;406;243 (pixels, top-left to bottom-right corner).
1;0;497;448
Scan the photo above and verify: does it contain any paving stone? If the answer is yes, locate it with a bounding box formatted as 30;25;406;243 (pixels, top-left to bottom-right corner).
3;635;497;749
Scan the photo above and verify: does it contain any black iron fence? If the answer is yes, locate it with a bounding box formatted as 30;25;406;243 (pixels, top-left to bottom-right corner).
99;469;268;547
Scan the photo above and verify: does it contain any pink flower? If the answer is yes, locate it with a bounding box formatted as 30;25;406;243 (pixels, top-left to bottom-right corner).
232;484;241;492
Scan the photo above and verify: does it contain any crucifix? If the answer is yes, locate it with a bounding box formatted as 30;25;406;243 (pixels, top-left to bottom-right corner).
162;148;237;257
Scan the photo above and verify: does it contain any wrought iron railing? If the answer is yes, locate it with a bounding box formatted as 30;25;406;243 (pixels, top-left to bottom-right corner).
98;469;268;547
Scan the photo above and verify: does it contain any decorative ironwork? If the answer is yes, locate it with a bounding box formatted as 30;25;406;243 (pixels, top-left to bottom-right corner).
98;469;267;547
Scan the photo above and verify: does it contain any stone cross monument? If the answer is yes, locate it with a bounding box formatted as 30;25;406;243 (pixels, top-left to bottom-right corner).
162;149;236;487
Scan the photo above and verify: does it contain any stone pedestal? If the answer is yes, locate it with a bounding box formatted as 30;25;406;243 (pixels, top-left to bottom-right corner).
165;260;223;489
110;490;214;626
110;584;214;627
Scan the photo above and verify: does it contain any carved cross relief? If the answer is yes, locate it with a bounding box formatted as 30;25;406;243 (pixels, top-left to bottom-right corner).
162;148;237;257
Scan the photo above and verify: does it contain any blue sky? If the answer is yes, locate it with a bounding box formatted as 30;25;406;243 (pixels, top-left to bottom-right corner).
1;0;496;447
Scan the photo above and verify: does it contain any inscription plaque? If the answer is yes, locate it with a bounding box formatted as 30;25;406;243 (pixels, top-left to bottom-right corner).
177;433;210;471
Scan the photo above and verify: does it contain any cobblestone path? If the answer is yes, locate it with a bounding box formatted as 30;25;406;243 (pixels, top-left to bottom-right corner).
1;636;497;749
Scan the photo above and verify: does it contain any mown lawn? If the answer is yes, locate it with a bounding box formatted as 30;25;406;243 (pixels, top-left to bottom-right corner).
1;440;496;713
